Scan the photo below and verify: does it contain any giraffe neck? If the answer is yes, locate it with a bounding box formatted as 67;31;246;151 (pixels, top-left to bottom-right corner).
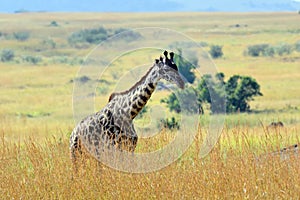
128;66;159;119
108;65;160;120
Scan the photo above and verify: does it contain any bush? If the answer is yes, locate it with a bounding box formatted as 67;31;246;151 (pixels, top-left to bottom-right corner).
209;45;223;58
1;49;15;62
42;39;56;49
197;73;226;114
262;46;275;57
49;21;59;27
73;75;91;83
161;86;202;114
68;27;141;47
97;85;109;95
246;43;296;57
158;117;180;130
275;43;292;56
68;27;108;45
246;44;269;57
295;41;300;52
22;55;42;65
173;49;197;84
13;31;30;41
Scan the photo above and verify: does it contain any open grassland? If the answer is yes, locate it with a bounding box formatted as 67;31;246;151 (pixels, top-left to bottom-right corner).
0;12;300;198
1;127;299;199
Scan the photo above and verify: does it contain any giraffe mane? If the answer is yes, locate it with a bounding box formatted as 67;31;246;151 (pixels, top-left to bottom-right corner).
108;64;156;102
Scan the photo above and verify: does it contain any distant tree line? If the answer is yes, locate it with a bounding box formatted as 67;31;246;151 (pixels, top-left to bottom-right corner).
68;26;142;47
245;42;300;57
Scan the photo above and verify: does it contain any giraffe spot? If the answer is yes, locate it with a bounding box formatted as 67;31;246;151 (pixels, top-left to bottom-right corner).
132;103;138;109
137;101;144;107
89;126;94;133
104;123;110;131
149;83;155;89
131;111;137;117
139;95;147;102
145;87;151;96
90;120;96;126
95;125;101;133
106;110;112;118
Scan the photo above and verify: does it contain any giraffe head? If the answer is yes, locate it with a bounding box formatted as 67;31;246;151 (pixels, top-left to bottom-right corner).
156;51;185;89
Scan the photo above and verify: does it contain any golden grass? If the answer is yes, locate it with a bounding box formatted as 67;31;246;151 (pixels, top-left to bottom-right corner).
1;125;299;199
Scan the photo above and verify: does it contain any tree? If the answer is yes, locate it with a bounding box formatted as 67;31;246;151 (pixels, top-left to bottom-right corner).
209;45;223;59
197;73;226;114
173;49;197;84
161;86;202;114
197;73;262;113
162;72;262;114
246;44;269;57
225;76;262;112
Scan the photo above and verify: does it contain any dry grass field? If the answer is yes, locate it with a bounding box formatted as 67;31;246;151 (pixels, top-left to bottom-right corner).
0;12;299;198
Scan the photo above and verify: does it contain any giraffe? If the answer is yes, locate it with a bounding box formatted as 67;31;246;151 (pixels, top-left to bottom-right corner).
69;50;185;164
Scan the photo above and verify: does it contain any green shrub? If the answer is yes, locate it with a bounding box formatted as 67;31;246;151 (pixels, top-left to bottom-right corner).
42;39;56;49
1;49;15;62
49;21;59;27
13;31;30;41
68;27;141;47
158;117;180;130
275;43;292;56
22;55;42;65
246;44;269;57
68;27;108;45
295;41;300;52
262;46;275;57
173;49;197;84
97;85;109;95
161;86;202;114
209;45;223;58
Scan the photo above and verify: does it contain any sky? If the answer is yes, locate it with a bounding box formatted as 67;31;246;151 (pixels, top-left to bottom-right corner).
0;0;299;13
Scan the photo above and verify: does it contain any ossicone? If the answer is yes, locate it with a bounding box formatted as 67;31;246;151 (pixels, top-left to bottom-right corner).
164;50;168;59
170;52;174;61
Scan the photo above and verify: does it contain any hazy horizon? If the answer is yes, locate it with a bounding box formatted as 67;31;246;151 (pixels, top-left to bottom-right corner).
1;0;299;13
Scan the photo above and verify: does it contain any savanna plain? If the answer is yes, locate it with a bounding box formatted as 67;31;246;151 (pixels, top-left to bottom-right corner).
0;12;300;199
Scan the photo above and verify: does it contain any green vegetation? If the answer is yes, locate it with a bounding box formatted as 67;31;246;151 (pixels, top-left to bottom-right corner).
0;49;15;62
0;12;299;198
13;31;30;41
246;42;297;57
68;26;141;47
158;116;180;130
162;72;262;114
161;86;201;114
209;44;223;58
174;49;197;84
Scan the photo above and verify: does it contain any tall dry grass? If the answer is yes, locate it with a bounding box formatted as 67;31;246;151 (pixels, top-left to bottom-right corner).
1;125;299;199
